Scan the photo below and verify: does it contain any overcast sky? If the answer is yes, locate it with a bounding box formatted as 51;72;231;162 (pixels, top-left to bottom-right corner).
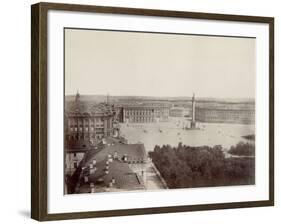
65;29;255;99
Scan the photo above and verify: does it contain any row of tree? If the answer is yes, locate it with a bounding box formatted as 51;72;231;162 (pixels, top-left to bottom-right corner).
228;142;255;156
149;143;255;189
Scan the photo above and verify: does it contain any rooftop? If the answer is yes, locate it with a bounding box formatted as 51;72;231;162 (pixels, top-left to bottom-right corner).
121;104;170;109
98;144;145;164
77;159;144;193
65;101;115;116
72;142;147;192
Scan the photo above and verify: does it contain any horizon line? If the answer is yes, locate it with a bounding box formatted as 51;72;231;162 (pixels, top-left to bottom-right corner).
65;94;255;100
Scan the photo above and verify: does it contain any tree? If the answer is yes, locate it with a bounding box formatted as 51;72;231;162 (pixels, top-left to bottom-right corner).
150;143;255;188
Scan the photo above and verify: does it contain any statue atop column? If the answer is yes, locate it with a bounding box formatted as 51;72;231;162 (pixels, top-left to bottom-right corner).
190;93;196;129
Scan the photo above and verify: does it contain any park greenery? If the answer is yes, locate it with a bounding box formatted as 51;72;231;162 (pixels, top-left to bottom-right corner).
149;142;255;189
243;134;255;141
228;142;255;156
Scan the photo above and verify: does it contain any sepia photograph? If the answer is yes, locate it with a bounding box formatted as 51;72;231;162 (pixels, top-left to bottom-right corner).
64;28;256;194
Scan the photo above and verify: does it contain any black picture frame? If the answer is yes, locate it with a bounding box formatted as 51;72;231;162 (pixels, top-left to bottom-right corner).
31;2;274;221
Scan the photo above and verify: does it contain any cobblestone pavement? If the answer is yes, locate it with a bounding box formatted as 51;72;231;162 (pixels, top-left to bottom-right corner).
120;120;254;151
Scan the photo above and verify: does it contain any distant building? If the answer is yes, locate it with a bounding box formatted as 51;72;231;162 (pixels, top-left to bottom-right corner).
119;104;170;123
195;103;255;124
169;107;184;117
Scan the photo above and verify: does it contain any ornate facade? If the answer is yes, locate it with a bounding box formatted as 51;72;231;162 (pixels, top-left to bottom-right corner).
65;92;115;142
121;104;170;123
64;92;116;176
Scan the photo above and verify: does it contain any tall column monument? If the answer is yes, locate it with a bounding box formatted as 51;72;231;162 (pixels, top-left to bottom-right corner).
190;93;196;129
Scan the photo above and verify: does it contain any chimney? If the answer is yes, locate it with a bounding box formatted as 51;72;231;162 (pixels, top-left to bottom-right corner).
84;176;89;183
123;154;128;162
102;138;106;145
90;182;95;193
90;167;95;174
113;151;118;160
108;154;113;162
109;177;115;189
105;165;109;175
111;177;116;184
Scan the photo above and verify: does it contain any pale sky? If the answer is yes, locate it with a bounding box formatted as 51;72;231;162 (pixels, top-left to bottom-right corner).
65;28;255;99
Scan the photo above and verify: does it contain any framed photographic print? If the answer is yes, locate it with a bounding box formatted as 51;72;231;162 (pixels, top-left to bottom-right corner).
31;2;274;221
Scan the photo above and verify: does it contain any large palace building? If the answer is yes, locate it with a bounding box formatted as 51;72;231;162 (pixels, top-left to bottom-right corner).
64;92;116;175
169;107;185;117
65;92;116;142
195;103;255;124
118;104;170;123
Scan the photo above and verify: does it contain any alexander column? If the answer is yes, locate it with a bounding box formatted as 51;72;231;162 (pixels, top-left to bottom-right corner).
190;93;196;129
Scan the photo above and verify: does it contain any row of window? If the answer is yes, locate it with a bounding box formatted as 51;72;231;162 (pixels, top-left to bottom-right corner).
69;124;104;128
67;117;113;125
68;126;112;132
124;109;169;116
128;117;155;123
68;132;109;140
196;111;255;119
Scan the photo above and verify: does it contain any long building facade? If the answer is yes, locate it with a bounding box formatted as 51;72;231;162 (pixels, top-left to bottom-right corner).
195;104;255;124
169;107;185;117
120;104;170;123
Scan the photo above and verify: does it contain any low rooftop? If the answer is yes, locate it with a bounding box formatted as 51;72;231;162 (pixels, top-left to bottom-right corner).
77;159;144;193
81;144;146;168
65;101;115;116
